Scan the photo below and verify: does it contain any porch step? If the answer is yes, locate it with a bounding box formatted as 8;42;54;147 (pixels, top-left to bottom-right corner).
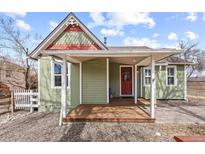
138;98;150;106
63;117;155;123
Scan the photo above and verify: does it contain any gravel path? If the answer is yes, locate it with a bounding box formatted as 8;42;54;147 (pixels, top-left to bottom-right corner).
0;105;205;141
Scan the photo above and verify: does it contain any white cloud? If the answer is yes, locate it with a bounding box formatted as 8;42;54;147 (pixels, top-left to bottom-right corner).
153;33;159;38
106;12;155;29
185;13;197;22
168;32;178;40
185;31;198;40
88;13;105;28
5;12;27;18
123;37;160;48
89;12;156;29
89;12;156;37
16;20;31;31
49;20;58;30
100;28;123;37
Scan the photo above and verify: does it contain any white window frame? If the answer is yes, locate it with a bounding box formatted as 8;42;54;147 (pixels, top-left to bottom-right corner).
51;60;70;89
143;67;151;87
166;65;177;86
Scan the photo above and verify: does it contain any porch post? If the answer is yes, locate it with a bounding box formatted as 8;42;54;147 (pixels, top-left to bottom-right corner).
106;58;109;103
79;62;82;104
134;64;138;104
140;67;143;97
150;56;156;118
59;57;67;125
184;65;187;101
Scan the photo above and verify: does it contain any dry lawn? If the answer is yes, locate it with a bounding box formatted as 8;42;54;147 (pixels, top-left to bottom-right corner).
0;109;205;142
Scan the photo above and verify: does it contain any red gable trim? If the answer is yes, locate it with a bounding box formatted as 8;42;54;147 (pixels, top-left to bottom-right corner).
47;24;102;50
47;44;101;50
64;25;84;32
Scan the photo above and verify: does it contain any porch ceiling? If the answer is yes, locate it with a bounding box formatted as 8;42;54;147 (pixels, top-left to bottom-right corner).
109;57;147;65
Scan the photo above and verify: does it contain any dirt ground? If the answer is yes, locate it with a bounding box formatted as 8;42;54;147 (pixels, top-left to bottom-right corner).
0;100;205;142
156;100;205;123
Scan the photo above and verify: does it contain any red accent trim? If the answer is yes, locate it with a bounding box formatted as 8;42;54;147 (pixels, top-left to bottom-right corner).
63;25;84;32
47;43;101;50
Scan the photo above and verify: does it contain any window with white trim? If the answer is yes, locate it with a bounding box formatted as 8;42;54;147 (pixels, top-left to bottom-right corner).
144;68;151;86
52;62;69;88
167;66;176;86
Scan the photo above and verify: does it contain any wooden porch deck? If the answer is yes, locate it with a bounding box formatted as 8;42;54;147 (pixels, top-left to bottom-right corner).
63;100;154;123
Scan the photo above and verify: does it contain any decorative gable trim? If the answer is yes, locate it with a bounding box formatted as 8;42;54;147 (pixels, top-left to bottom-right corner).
29;13;107;59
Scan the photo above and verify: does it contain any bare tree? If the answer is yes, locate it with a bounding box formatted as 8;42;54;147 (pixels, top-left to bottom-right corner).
179;40;205;78
0;16;40;89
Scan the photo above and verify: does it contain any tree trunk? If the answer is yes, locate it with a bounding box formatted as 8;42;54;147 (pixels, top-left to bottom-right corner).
25;48;30;89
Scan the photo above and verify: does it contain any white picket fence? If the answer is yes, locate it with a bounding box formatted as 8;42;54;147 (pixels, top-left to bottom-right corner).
13;89;38;112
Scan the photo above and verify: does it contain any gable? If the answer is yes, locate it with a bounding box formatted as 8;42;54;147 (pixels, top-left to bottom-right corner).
29;13;107;59
47;24;101;50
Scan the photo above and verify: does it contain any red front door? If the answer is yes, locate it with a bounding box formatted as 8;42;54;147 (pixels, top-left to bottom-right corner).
120;67;132;96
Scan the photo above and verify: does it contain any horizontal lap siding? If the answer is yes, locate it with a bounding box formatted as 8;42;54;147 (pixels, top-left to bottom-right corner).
109;62;120;97
82;59;107;103
39;57;78;112
143;65;185;99
70;63;80;107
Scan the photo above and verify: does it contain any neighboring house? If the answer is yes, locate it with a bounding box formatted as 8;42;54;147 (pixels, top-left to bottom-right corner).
29;13;187;119
187;76;205;100
0;56;26;95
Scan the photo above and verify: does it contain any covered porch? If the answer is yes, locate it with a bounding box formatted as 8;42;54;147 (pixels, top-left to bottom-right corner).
43;48;182;125
63;100;154;123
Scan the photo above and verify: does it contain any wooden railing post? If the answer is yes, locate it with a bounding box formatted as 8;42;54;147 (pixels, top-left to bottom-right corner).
11;90;15;115
30;90;34;113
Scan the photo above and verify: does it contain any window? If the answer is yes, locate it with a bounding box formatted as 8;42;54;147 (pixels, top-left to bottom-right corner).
167;66;176;86
6;70;12;78
52;62;69;88
144;68;151;86
54;63;62;87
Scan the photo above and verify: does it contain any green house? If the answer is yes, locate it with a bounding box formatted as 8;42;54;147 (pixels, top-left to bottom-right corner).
30;13;187;121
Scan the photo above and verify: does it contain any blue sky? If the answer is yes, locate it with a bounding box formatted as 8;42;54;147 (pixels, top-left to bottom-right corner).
1;12;205;50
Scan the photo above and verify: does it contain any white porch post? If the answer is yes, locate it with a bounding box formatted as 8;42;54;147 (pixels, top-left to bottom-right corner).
106;58;109;103
59;57;67;126
150;56;156;118
184;65;187;101
134;64;138;104
79;62;82;104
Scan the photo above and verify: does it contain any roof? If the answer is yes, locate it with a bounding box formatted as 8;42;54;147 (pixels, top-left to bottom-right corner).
157;56;193;65
108;46;179;51
188;76;205;82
